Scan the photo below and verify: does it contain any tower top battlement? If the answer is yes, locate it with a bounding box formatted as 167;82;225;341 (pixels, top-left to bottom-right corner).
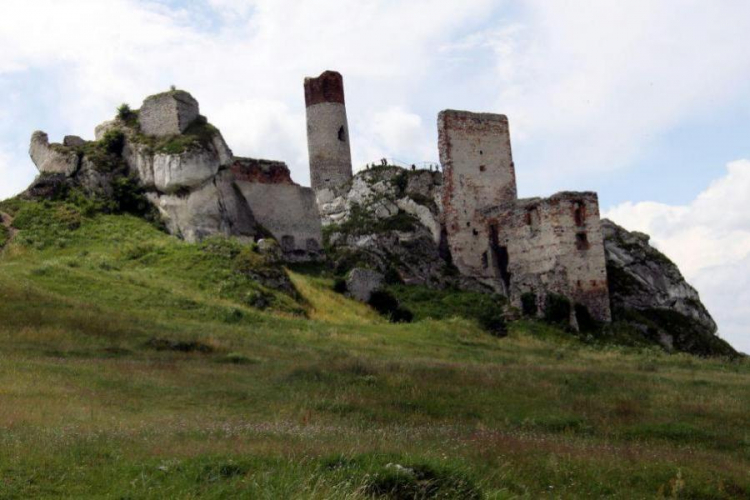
304;71;345;107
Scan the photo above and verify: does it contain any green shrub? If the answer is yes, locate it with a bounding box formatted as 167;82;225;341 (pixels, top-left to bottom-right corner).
574;303;599;333
368;290;413;324
521;292;537;317
101;129;125;155
544;293;571;325
0;225;9;248
333;277;347;293
388;285;506;334
117;103;134;121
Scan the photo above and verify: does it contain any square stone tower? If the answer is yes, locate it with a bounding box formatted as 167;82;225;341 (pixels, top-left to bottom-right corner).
139;90;200;138
304;70;353;195
439;110;517;280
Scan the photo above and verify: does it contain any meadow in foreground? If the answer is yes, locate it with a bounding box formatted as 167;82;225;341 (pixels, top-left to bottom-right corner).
0;200;748;498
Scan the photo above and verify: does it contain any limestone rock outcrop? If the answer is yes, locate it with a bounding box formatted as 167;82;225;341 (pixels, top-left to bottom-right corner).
346;268;384;302
322;166;484;290
23;89;322;259
603;219;735;356
29;131;80;176
150;170;256;243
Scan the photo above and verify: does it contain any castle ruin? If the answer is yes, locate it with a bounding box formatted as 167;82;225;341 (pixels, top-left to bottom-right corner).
304;71;353;195
26;70;611;324
437;110;610;322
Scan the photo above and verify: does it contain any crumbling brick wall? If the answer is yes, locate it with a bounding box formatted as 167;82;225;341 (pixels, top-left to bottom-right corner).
438;110;517;282
304;71;353;195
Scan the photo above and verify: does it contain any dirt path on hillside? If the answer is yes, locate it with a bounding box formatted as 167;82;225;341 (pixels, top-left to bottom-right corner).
1;211;18;244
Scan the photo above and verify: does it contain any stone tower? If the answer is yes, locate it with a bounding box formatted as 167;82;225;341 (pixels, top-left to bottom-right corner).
304;70;353;194
439;110;517;280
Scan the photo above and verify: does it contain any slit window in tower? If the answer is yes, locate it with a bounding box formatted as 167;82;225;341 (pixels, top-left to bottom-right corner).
338;126;346;142
576;232;590;250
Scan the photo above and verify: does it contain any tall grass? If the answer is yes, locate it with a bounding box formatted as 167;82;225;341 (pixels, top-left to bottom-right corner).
0;202;747;498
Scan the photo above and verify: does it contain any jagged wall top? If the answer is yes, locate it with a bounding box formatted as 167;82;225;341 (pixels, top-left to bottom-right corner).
304;71;345;107
139;90;200;137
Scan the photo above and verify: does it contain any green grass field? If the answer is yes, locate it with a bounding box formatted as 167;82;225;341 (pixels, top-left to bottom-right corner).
0;200;748;498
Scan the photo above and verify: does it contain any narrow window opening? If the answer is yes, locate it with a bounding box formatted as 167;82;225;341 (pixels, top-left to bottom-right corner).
479;165;486;172
576;232;589;251
573;202;586;227
337;126;346;142
489;224;511;291
481;251;488;269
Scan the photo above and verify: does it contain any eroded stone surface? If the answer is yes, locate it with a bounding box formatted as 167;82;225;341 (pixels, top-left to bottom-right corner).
603;219;716;331
151;170;257;243
438;110;611;323
346;268;384;302
29;131;80;176
139;90;199;138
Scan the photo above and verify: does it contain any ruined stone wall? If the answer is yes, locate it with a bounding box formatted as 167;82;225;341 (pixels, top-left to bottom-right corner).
438;110;517;280
230;158;294;185
305;71;353;195
139;90;199;138
485;192;611;322
231;158;322;259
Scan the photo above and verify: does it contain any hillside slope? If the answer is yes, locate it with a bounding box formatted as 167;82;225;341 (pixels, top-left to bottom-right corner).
0;199;748;498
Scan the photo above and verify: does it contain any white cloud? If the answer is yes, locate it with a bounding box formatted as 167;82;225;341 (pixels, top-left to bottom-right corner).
0;0;497;199
447;0;750;193
605;160;750;353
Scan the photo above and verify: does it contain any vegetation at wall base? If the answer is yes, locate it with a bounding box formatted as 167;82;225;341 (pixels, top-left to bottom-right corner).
0;196;747;498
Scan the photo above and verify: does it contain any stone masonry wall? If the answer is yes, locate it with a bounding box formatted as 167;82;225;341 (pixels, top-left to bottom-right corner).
230;158;295;185
139;90;200;138
484;192;611;322
305;71;353;194
438;110;517;281
230;158;323;259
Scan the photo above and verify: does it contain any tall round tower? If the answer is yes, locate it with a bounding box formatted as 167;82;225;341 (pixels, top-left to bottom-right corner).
304;70;353;194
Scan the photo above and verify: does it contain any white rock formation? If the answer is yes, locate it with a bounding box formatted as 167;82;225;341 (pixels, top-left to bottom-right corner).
29;131;79;176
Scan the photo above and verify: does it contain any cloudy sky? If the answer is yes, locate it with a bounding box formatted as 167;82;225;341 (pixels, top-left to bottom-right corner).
1;0;749;351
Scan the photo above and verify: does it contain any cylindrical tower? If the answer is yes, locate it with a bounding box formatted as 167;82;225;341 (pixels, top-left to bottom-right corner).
304;70;353;194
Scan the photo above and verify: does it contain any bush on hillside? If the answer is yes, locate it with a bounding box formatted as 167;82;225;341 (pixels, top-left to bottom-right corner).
544;293;571;325
368;290;413;324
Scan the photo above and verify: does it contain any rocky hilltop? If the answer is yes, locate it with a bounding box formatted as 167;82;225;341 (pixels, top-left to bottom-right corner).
320;166;736;356
603;219;735;356
25;90;322;260
13;85;738;358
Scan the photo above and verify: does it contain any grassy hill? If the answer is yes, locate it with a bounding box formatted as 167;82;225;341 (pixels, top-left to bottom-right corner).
0;198;748;498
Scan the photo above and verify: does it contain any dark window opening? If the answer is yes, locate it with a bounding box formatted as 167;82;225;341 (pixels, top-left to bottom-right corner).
338;126;346;142
479;150;484;155
438;225;453;264
466;222;471;227
481;251;488;269
576;232;589;251
573;201;586;227
479;165;486;172
438;226;452;262
489;224;511;291
281;235;295;252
